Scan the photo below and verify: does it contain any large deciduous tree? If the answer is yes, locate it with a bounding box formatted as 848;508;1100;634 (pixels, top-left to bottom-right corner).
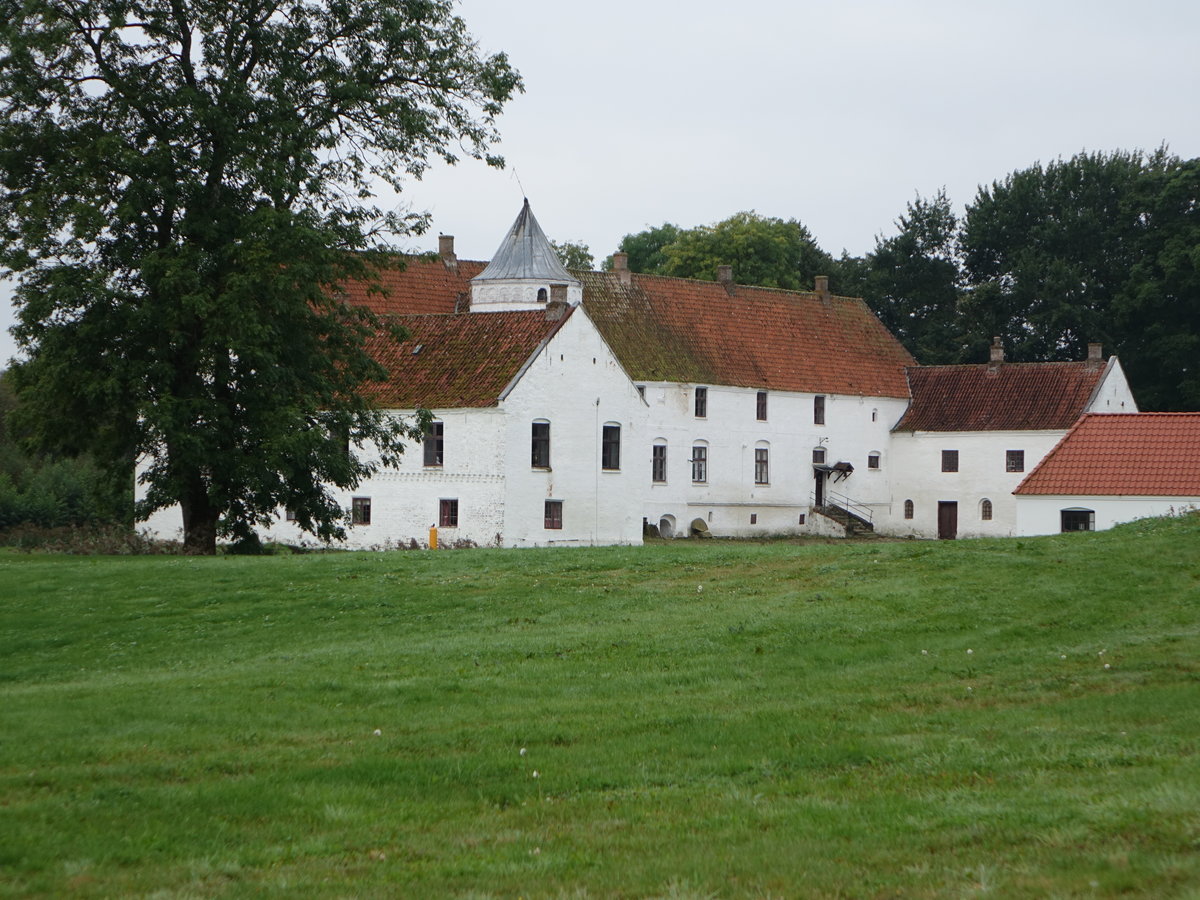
859;190;963;364
0;0;521;552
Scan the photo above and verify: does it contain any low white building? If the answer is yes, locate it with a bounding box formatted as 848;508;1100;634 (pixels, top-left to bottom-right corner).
882;341;1138;539
1015;413;1200;535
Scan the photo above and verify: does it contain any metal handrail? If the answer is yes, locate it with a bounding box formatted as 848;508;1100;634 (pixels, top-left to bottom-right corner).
812;489;874;525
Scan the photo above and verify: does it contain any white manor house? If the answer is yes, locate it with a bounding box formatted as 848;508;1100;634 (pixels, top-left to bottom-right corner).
144;201;1156;547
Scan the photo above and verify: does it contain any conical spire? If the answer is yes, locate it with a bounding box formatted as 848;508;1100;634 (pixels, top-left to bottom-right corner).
473;199;579;284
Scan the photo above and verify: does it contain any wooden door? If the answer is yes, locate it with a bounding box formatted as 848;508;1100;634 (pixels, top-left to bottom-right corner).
937;501;957;540
814;470;825;507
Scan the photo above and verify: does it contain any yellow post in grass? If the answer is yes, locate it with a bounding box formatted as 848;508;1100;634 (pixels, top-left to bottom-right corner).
429;525;438;550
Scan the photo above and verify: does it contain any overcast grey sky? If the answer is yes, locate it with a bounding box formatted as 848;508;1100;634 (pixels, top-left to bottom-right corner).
4;0;1200;364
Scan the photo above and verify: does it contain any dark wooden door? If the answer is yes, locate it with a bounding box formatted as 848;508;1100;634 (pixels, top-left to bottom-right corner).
814;470;825;506
937;501;957;540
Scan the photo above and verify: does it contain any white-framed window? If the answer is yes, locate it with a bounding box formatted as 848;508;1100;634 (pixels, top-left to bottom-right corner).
754;445;769;485
652;442;667;483
424;421;444;467
691;443;708;483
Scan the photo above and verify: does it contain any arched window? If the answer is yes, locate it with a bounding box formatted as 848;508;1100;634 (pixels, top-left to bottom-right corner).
691;440;708;483
981;498;993;521
754;441;769;485
652;440;668;483
537;287;548;302
904;499;914;520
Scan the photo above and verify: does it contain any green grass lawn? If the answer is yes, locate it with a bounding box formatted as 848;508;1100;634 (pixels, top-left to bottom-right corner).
2;516;1198;898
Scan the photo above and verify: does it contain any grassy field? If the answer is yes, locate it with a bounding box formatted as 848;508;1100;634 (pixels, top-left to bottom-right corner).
1;516;1198;899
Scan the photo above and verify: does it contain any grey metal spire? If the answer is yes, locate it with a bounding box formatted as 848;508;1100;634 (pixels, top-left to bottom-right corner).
472;199;579;284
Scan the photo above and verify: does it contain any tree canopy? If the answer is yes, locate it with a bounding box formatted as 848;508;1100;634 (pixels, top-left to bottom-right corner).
613;213;833;291
550;239;595;271
0;0;521;552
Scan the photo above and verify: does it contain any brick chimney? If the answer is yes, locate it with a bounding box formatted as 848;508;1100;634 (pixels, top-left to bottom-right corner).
814;275;830;295
717;265;733;285
1087;342;1103;362
545;283;568;320
989;336;1005;364
438;234;457;273
612;251;632;286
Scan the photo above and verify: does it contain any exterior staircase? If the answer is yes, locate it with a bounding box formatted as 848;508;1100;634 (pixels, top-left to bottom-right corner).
814;503;876;537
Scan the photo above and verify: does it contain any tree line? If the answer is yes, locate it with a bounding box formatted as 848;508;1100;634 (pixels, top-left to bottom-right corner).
602;149;1200;411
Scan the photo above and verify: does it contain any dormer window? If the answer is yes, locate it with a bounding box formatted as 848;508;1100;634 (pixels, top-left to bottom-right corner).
537;287;547;302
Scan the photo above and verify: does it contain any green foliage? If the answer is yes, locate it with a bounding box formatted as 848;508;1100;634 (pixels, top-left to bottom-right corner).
608;221;683;272
2;519;1198;895
612;213;833;291
860;190;964;364
549;238;594;271
0;0;522;552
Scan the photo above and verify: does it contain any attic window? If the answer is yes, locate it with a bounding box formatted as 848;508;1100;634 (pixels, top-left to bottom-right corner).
411;344;423;355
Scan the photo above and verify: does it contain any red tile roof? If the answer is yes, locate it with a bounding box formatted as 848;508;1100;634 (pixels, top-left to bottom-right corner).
580;272;915;397
1015;413;1200;496
894;361;1107;432
333;256;486;316
363;308;573;409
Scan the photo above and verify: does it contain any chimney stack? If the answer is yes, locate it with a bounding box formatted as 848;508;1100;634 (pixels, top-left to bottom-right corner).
612;252;631;286
545;283;569;320
438;234;457;273
989;336;1005;365
814;275;830;296
1087;342;1103;362
717;265;733;285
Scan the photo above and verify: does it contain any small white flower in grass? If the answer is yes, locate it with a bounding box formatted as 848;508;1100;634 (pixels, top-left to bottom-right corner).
966;649;973;655
921;649;928;655
1099;649;1106;656
532;770;540;779
967;686;973;692
519;747;526;756
697;584;703;593
373;729;382;736
1104;663;1111;670
1061;654;1067;660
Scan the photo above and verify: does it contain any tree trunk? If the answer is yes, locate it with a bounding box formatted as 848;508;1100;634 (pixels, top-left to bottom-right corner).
180;479;219;555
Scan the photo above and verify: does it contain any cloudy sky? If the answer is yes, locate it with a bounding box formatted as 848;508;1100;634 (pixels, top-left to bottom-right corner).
4;0;1200;364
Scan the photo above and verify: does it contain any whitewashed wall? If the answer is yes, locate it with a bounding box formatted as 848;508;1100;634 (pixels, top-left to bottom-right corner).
1015;495;1200;535
499;309;647;547
1087;358;1139;412
632;382;907;538
881;429;1067;539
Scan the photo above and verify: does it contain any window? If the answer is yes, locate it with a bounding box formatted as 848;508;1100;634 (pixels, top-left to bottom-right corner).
756;391;767;421
601;424;621;470
439;498;458;527
284;508;297;522
531;422;550;468
636;385;645;399
871;408;878;423
424;421;444;467
867;452;880;470
691;445;708;483
652;443;667;483
904;499;914;520
941;450;959;472
754;447;769;484
814;395;825;425
812;447;826;465
1006;449;1025;473
695;386;708;418
351;497;371;525
750;513;758;524
1061;508;1095;532
981;499;993;521
544;500;563;530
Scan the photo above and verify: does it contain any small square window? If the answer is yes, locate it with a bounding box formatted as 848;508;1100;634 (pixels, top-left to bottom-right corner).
351;497;371;525
756;391;767;421
544;500;563;530
284;508;297;522
695;387;708;418
1006;449;1025;473
941;450;959;473
814;395;825;425
812;448;826;465
867;452;880;470
439;498;458;527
